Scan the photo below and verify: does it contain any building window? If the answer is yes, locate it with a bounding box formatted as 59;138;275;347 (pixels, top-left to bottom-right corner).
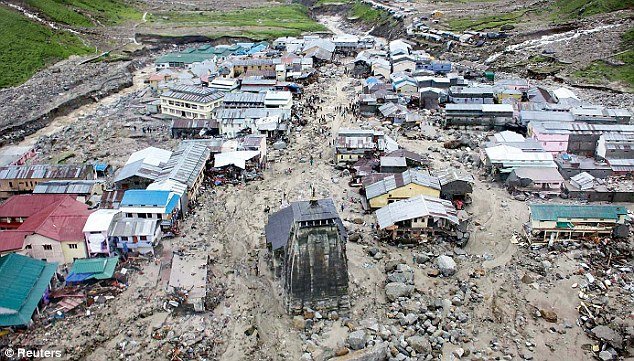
43;244;53;251
140;236;147;241
126;213;133;217
25;245;32;250
68;244;78;249
121;236;128;241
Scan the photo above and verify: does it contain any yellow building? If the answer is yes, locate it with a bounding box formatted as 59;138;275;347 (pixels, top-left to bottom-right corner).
527;204;629;243
160;85;225;119
497;89;523;102
24;234;87;265
365;170;441;209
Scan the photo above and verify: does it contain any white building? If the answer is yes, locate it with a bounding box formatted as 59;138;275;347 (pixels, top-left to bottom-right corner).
83;209;121;257
264;91;293;109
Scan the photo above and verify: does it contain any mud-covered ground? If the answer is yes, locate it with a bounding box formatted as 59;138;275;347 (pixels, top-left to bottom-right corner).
2;56;632;360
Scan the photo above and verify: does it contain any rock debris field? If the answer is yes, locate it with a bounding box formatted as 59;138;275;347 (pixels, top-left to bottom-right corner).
0;58;632;361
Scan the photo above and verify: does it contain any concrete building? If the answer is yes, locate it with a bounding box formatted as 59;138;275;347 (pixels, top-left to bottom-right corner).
444;104;514;128
526;204;629;242
18;196;93;264
505;167;565;193
160;85;225;119
334;129;387;164
108;218;162;255
119;190;181;231
83;209;122;257
528;122;634;156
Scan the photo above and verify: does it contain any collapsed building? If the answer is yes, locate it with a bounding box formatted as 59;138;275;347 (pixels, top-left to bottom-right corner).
265;198;349;314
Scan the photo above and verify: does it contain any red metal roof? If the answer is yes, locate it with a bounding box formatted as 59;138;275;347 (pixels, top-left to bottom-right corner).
12;197;92;242
0;230;29;253
24;198;91;242
0;194;72;218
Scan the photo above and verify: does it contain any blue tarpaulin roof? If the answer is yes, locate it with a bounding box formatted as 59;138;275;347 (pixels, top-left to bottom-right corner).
94;163;108;172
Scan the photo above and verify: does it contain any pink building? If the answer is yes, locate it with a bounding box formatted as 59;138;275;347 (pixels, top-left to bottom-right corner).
528;123;569;155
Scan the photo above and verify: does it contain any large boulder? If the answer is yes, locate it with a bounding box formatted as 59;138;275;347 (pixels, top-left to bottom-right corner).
334;342;388;361
436;255;457;276
385;282;414;301
591;325;623;349
407;335;431;354
347;330;367;350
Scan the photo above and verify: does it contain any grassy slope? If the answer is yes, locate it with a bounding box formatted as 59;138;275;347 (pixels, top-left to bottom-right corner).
447;10;527;32
26;0;140;26
315;0;352;5
148;4;326;39
573;27;634;91
551;0;633;18
61;0;141;24
447;0;632;32
349;2;384;21
0;5;91;88
26;0;94;27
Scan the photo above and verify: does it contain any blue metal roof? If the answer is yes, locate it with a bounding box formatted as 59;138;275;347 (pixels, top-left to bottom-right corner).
121;190;180;213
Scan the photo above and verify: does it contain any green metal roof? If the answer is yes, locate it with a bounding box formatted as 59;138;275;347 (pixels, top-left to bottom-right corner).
530;204;628;222
0;254;57;327
68;257;118;281
155;45;244;65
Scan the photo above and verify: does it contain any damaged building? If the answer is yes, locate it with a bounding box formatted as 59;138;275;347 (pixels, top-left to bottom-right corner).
265;198;349;314
375;195;468;245
525;204;629;243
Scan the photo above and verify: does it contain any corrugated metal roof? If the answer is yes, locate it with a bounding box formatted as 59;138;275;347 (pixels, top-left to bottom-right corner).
158;142;210;188
511;167;564;182
33;180;100;195
109;218;160;237
0;254;58;327
222;92;266;107
114;159;162;184
216;107;290;121
120;190;180;213
214;151;260;169
0;164;90;181
147;179;187;197
375;195;458;229
365;170;440;200
433;168;475;186
68;257;118;281
161;85;224;104
529;204;628;221
570;172;595;190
